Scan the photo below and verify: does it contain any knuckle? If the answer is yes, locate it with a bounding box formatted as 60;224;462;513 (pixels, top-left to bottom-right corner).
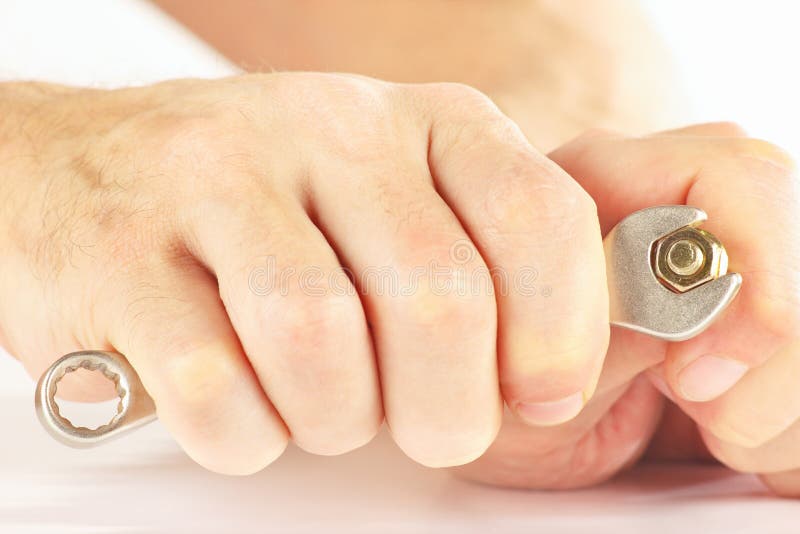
440;112;521;156
259;292;374;393
420;82;515;142
414;285;490;326
266;293;359;355
158;351;290;475
160;345;243;413
388;234;495;332
483;151;597;240
395;275;495;335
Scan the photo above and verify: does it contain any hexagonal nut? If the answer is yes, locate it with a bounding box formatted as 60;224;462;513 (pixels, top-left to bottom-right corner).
652;226;729;293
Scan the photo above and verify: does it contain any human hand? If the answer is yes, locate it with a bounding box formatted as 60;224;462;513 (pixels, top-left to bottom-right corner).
0;74;609;473
457;123;800;497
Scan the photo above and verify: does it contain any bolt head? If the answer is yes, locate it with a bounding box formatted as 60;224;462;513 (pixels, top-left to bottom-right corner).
666;239;705;276
653;226;728;293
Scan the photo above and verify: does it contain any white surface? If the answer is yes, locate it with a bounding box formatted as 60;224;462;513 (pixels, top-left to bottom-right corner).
2;393;798;534
1;0;799;531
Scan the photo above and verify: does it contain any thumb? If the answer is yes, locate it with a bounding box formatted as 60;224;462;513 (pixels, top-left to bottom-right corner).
549;124;800;406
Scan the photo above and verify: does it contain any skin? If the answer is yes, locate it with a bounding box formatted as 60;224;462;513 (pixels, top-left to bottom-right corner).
0;1;797;496
459;124;800;496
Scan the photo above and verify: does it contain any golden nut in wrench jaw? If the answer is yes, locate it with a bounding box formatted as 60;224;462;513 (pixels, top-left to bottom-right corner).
653;226;729;293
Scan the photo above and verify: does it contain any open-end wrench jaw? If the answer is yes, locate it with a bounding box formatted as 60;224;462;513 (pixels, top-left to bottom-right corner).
605;205;742;341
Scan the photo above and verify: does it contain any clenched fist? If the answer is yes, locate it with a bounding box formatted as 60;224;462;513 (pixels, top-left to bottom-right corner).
0;74;609;473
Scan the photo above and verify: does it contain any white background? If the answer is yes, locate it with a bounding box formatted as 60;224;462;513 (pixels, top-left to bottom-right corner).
642;0;800;156
1;1;799;532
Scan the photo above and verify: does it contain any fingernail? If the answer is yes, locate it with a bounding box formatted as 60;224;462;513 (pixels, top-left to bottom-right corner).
516;392;584;426
678;355;748;402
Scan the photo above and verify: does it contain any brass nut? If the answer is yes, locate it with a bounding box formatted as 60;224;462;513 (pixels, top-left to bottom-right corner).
653;226;728;293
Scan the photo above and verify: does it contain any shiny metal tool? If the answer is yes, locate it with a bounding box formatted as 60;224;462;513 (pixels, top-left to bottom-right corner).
605;205;741;340
35;350;156;447
35;204;742;447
